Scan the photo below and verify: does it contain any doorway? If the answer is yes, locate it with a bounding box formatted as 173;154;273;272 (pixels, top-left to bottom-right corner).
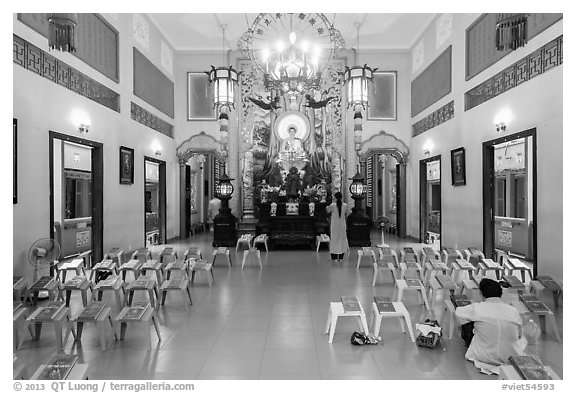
49;131;103;267
367;153;401;238
144;157;166;246
483;129;537;274
419;155;441;247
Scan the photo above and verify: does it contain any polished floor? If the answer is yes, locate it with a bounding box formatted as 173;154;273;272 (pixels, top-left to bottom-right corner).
14;230;563;380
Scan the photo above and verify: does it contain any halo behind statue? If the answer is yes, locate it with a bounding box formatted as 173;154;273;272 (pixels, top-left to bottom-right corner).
275;111;310;142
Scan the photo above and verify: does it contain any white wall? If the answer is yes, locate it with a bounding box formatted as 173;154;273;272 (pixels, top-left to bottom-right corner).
13;14;179;278
407;15;563;280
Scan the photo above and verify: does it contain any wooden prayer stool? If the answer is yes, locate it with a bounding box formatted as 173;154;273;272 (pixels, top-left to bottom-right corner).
498;365;561;380
29;276;62;305
92;275;125;309
378;248;399;266
505;257;533;283
316;234;330;252
31;362;90;380
513;299;561;342
530;276;562;307
58;258;87;282
125;277;159;309
461;279;481;302
253;234;269;252
116;304;162;350
423;261;449;285
212;247;232;267
184;247;203;260
160;247;177;266
372;259;397;286
400;248;421;265
159;277;193;307
61;276;92;307
392;279;430;309
89;259;119;283
369;301;415;342
441;248;463;267
325;299;369;344
132;248;152;264
236;234;253;251
449;259;476;284
14;306;34;351
242;247;262;269
13;276;28;303
77;249;92;267
66;303;117;350
429;274;458;304
140;259;164;284
421;247;441;264
357;247;377;268
165;260;190;280
119;259;143;282
476;258;505;280
22;306;76;350
105;248;124;265
190;259;215;286
463;248;485;268
399;262;425;281
441;299;458;340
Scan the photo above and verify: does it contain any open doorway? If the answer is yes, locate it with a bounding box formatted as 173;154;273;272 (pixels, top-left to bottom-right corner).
483;129;537;275
419;155;441;247
49;131;103;267
367;153;401;240
144;157;166;246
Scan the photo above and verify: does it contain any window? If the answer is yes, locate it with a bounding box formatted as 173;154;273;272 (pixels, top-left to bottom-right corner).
513;175;526;219
495;177;506;216
64;170;92;219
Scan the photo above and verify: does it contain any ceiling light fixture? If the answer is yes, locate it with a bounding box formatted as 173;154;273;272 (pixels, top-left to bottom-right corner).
48;13;78;52
238;13;345;94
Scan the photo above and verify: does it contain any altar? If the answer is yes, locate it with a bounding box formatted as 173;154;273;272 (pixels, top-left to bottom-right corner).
256;202;329;250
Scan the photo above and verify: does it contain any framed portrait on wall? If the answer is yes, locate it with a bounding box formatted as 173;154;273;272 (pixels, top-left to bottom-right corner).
368;71;397;120
13;118;17;204
451;147;466;186
187;72;216;121
119;146;134;184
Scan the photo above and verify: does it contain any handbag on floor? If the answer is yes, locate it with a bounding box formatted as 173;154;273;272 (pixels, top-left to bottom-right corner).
350;331;380;345
415;319;442;348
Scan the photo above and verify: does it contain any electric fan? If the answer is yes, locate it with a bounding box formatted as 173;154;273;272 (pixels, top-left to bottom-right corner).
28;238;61;298
375;216;390;249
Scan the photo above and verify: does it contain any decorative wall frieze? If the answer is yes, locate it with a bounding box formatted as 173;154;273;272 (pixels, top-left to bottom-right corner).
465;35;562;111
130;101;173;138
412;100;454;137
13;34;120;112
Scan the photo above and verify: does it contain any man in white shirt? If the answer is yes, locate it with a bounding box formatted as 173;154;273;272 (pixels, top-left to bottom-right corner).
455;278;527;374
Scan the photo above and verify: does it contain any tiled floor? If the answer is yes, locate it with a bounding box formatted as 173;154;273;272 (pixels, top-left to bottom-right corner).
14;231;563;380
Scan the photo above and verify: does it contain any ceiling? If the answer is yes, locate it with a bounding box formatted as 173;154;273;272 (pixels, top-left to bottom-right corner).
147;13;437;52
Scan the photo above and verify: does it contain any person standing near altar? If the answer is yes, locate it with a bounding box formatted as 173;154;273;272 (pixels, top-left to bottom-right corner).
326;192;349;260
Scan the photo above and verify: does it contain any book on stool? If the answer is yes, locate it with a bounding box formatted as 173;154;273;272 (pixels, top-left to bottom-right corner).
374;296;395;313
122;302;150;320
36;354;78;380
508;355;553;380
33;301;66;320
341;296;361;312
519;294;551;313
78;301;107;320
449;294;472;308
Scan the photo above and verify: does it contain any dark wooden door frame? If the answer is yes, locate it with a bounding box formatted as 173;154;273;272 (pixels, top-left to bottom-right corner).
144;156;167;245
49;131;104;267
419;155;442;245
482;128;537;275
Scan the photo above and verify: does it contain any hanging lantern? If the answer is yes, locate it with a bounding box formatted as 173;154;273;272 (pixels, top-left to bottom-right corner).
207;66;238;108
47;13;78;52
496;14;529;51
344;64;375;108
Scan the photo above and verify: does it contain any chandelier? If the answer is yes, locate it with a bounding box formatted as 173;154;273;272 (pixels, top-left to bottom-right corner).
238;13;345;93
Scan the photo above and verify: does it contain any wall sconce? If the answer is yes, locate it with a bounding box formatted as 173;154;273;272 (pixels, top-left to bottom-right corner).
150;140;162;157
79;123;89;133
496;122;507;133
423;140;433;156
155;150;162;157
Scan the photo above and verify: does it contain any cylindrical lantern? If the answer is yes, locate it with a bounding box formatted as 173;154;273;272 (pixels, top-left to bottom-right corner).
215;171;234;200
349;171;366;198
47;13;78;52
344;64;375;108
208;66;239;108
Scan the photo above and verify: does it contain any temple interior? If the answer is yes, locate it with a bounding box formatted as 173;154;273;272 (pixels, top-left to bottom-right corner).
10;9;565;386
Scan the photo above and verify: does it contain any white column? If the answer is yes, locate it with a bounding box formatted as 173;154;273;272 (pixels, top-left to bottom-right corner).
198;154;206;223
379;154;387;217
